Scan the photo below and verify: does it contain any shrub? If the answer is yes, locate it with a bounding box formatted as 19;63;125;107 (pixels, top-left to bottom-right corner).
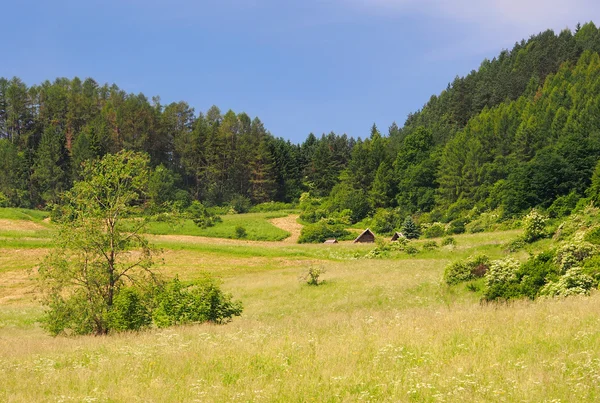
554;241;597;272
106;288;152;332
401;216;421;239
506;237;525;252
235;226;247;239
249;201;295;212
187;201;222;228
447;218;467;235
229;195;252;214
517;251;560;299
540;267;596;297
404;245;419;255
423;223;446;238
0;191;9;207
371;208;399;235
483;258;521;301
300;266;326;286
422;240;439;251
444;254;490;285
584;226;600;245
152;277;243;327
441;236;456;246
522;209;547;243
298;221;351;244
547;192;579;218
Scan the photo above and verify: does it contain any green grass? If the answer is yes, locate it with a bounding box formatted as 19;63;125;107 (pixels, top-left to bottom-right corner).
145;212;291;241
0;207;49;222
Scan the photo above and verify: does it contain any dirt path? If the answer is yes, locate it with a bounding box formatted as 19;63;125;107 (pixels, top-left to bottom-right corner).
269;214;303;243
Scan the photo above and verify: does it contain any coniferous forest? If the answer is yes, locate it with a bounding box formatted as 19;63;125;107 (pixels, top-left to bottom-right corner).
3;22;600;224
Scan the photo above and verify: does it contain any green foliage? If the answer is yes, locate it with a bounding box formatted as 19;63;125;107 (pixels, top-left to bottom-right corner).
446;218;467;235
371;209;399;235
404;245;419;255
506;237;525;252
517;251;561;299
106;288;153;332
229;195;252;214
584;227;600;245
39;151;158;336
441;236;456;246
249;201;296;213
0;192;9;208
235;226;247;239
554;241;597;272
422;223;446;238
444;255;490;285
483;258;521;301
187;201;222;228
401;216;421;239
298;220;351;244
540;267;597;297
422;240;439;251
300;266;326;286
547;192;580;218
153;277;243;327
522;209;547;243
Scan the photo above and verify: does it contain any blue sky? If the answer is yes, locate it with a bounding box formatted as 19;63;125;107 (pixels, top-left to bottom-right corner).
2;0;598;143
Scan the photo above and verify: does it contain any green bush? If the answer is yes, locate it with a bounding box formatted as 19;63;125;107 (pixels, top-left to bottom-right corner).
229;195;252;214
187;201;222;228
235;226;247;239
547;192;579;218
483;258;521;301
404;245;419;255
422;240;439;251
554;241;597;272
540;267;596;297
522;209;547;243
298;221;351;244
447;218;467;235
506;237;525;252
517;251;560;299
249;201;295;212
152;277;243;327
444;254;490;285
423;223;446;238
371;208;399;235
441;236;456;246
584;227;600;245
106;288;152;332
300;266;326;286
0;192;9;208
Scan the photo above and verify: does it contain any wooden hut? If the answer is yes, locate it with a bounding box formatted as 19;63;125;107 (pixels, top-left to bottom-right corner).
390;232;405;241
353;228;375;243
324;239;338;244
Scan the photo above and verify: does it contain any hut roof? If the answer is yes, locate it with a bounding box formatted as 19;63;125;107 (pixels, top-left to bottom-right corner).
353;228;376;243
390;232;405;241
324;239;338;244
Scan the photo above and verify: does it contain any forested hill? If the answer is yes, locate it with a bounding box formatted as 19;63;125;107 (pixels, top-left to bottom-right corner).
2;22;600;221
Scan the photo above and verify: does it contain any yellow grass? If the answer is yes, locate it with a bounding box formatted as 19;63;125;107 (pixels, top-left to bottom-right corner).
1;222;599;402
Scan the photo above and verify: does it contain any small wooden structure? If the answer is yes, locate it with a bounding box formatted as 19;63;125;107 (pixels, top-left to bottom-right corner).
324;239;338;244
353;228;375;243
390;232;405;242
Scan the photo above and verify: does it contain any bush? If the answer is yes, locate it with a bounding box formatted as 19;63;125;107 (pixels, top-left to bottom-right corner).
249;201;295;212
371;208;399;235
444;254;490;285
422;240;439;251
235;226;247;239
300;266;326;286
229;195;252;214
441;236;456;246
584;227;600;245
554;241;597;272
506;237;525;252
423;223;446;238
106;288;152;332
404;245;419;255
547;192;579;218
517;251;560;299
401;216;421;239
0;191;9;207
187;201;222;228
298;221;351;244
522;209;547;243
483;258;521;301
152;277;243;327
540;267;596;297
447;218;467;235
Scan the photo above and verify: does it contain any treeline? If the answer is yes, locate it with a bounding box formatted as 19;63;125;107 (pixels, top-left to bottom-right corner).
2;22;600;221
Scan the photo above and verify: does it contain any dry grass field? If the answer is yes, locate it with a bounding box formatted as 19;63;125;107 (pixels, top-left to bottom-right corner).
1;211;599;402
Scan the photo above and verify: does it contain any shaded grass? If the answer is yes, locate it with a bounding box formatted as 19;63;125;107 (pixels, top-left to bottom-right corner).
145;212;290;241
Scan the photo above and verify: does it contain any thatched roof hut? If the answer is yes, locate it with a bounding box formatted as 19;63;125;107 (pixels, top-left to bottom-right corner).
353;228;375;243
390;232;405;241
324;239;338;244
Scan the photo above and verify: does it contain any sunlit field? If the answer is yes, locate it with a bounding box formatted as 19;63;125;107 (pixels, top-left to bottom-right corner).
1;210;599;402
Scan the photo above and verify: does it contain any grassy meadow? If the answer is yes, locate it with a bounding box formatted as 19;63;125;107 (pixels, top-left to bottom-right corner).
1;209;600;402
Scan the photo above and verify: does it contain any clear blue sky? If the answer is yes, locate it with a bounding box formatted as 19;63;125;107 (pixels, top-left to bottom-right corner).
2;0;598;143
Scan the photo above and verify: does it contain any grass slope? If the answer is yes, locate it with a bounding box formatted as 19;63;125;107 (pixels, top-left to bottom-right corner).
0;216;599;401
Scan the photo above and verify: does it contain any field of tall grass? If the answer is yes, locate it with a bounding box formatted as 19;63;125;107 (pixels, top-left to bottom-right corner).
1;210;599;402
